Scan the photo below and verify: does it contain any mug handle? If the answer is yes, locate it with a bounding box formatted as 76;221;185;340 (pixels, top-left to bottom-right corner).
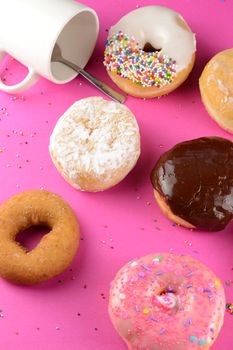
0;49;39;93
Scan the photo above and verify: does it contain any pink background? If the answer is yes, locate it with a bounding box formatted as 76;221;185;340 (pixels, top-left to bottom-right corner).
0;0;232;349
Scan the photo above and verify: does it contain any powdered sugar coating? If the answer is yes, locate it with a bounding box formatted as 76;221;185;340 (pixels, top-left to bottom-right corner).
49;97;140;191
109;253;225;350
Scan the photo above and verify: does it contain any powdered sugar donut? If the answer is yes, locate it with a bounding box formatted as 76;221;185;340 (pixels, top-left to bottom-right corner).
104;6;196;98
49;97;140;192
109;253;225;350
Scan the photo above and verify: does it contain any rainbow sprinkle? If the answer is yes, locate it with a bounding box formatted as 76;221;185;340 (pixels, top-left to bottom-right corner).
104;31;177;88
226;303;233;315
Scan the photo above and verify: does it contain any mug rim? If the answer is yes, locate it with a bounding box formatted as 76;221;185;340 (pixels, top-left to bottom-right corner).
47;7;99;84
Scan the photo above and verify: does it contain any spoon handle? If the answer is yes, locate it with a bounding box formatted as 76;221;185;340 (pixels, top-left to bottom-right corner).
61;58;126;104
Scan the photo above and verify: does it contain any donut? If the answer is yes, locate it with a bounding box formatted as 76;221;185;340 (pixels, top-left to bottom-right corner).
199;48;233;133
109;252;225;350
49;97;140;192
0;190;79;285
150;137;233;231
104;6;196;98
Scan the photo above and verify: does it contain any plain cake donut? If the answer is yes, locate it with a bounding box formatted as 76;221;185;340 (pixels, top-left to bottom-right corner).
104;6;196;98
109;252;225;350
49;97;141;192
0;190;79;285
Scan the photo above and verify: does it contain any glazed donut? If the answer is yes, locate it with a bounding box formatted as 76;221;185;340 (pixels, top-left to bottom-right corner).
49;97;140;192
109;252;225;350
150;137;233;231
104;6;196;98
199;48;233;133
0;190;79;285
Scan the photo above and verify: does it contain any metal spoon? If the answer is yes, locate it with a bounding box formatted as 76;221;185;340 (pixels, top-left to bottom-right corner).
52;43;126;104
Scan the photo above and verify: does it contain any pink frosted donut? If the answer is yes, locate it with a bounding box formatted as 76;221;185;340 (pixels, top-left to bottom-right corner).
109;253;225;350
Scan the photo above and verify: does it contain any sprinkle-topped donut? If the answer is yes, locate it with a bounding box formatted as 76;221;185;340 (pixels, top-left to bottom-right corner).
104;6;196;98
109;253;225;350
104;31;177;88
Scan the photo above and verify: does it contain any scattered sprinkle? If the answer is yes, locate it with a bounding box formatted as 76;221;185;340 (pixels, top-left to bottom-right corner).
141;264;152;271
226;303;233;315
100;293;106;300
199;339;206;346
143;307;150;314
189;335;197;343
153;255;163;263
214;279;221;288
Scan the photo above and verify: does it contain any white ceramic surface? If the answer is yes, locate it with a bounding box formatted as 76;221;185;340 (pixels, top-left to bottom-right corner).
0;0;99;93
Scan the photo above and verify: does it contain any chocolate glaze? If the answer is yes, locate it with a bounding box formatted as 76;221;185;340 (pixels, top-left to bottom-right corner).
151;137;233;231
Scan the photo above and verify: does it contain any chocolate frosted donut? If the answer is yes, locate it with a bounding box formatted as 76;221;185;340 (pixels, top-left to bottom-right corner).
151;137;233;231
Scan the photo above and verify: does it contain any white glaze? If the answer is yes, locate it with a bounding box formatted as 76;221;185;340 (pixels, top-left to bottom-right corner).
110;6;196;72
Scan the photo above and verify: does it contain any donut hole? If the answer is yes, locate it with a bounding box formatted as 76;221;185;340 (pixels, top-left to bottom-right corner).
143;42;161;53
16;225;51;252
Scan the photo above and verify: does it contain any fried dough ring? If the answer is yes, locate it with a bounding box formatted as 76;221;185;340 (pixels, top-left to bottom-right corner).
0;190;79;285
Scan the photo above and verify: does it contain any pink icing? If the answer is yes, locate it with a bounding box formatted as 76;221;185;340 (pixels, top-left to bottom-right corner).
109;253;225;350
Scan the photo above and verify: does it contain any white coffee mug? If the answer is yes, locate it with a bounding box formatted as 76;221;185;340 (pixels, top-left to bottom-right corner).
0;0;99;93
